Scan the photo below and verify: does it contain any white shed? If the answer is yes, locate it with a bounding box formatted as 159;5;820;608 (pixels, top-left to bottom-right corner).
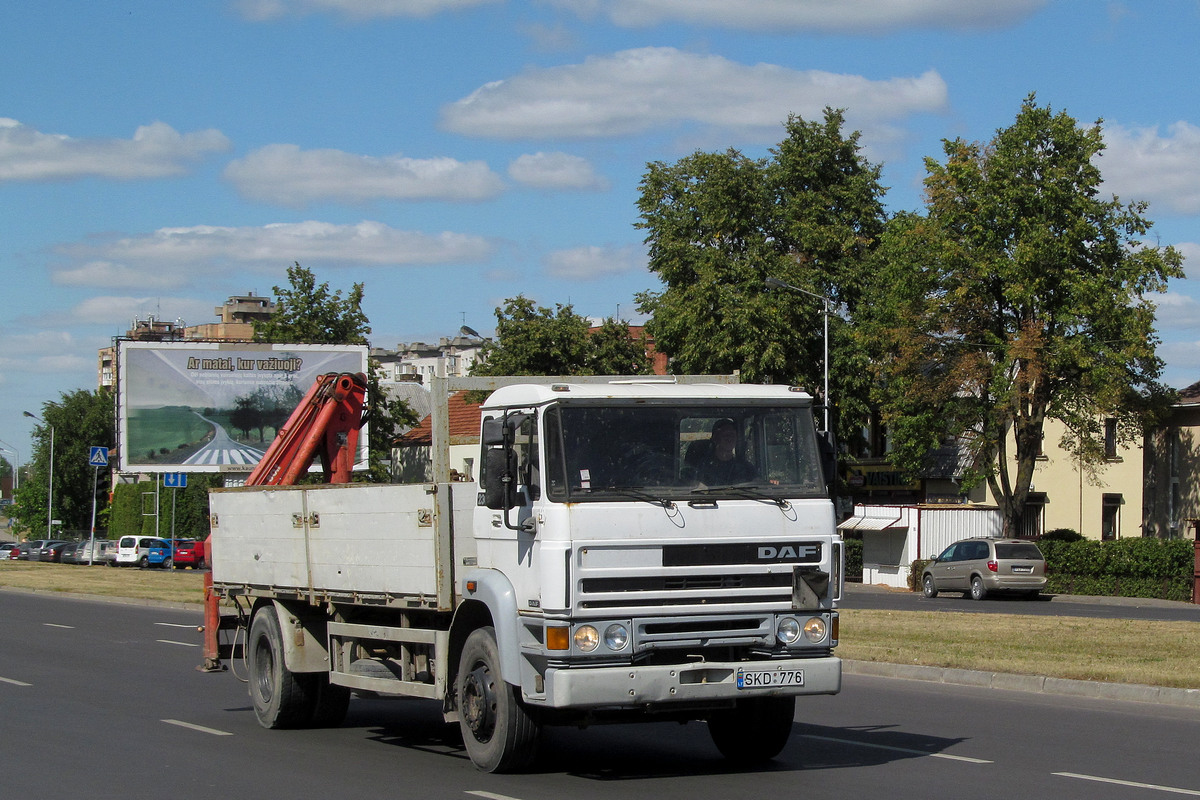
839;504;1003;588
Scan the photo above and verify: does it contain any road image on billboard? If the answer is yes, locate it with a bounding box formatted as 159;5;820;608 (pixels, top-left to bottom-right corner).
116;341;368;473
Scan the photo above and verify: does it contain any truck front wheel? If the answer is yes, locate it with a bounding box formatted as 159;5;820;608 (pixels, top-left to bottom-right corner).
707;695;795;764
456;626;540;772
248;606;316;729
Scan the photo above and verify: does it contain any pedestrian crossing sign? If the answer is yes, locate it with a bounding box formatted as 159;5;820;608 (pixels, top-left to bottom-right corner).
89;446;109;467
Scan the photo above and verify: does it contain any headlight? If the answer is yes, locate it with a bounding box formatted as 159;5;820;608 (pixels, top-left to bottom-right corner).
803;617;827;643
574;625;600;652
776;616;801;644
604;623;629;651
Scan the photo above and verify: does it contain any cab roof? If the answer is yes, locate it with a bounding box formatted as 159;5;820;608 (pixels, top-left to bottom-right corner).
482;380;814;409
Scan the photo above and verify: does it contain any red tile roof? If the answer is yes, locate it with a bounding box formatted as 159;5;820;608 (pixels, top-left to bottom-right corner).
396;390;482;446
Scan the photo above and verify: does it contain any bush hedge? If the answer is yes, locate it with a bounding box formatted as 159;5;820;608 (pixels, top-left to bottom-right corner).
1038;537;1194;602
904;537;1194;601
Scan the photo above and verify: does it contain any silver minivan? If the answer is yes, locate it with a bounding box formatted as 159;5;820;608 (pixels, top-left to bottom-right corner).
115;535;168;568
922;537;1047;600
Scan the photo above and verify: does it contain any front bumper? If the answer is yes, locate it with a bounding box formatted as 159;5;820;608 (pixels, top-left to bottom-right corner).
541;655;841;709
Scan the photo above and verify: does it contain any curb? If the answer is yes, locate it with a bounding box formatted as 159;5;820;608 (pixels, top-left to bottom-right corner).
844;659;1200;709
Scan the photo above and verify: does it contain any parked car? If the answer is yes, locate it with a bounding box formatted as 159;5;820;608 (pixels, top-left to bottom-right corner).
33;540;70;562
922;537;1047;600
8;542;31;560
147;539;173;569
169;539;204;569
115;535;171;568
0;542;16;558
71;539;116;565
58;541;81;564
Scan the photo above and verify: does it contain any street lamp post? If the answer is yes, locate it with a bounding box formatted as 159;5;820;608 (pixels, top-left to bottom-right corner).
23;411;54;538
765;276;833;432
0;439;18;492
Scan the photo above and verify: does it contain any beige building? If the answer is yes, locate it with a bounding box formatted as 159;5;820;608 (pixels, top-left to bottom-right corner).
845;414;1145;542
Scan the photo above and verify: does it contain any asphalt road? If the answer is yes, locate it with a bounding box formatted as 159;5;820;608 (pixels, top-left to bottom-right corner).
842;581;1200;622
3;590;1200;799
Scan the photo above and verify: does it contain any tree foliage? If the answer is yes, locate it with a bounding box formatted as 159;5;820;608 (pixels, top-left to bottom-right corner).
11;388;115;537
471;295;652;376
857;96;1184;534
635;109;886;426
253;262;415;481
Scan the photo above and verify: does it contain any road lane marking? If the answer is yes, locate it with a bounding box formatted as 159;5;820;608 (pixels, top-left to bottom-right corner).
467;792;525;800
155;622;198;629
157;639;200;647
0;676;32;686
44;623;74;629
1055;772;1200;796
162;719;234;737
799;734;993;764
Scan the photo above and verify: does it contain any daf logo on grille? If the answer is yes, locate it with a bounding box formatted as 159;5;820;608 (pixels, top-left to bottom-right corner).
758;544;820;561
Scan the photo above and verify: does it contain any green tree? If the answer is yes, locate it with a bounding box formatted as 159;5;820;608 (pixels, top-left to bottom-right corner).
253;263;415;481
472;295;652;376
13;389;115;537
635;109;886;426
858;96;1184;535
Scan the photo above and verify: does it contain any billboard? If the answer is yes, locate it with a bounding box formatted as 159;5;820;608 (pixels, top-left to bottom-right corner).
116;341;369;473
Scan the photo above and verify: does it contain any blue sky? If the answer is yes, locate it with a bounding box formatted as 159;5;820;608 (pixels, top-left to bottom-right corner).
3;0;1200;459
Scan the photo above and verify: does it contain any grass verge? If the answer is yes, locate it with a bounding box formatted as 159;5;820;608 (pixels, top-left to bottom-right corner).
4;563;1199;689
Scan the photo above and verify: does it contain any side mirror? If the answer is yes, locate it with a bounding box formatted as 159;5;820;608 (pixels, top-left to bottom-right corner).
482;447;518;510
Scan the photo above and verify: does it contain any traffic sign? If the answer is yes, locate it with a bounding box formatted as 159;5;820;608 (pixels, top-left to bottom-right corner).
163;472;188;488
89;446;109;467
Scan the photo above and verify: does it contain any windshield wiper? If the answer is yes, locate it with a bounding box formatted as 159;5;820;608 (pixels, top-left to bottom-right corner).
588;486;677;509
690;485;790;509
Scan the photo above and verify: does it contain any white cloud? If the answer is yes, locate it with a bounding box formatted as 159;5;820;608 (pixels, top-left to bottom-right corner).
66;295;219;328
508;151;609;190
1101;122;1200;215
543;243;646;279
0;118;230;182
53;221;497;288
1151;291;1200;332
441;48;947;144
224;144;505;206
547;0;1046;32
234;0;499;20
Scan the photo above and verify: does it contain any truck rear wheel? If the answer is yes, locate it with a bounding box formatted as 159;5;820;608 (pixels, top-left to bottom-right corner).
708;695;795;764
457;626;539;772
248;605;316;729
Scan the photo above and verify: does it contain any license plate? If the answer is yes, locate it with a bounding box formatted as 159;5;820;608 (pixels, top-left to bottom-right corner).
1011;566;1033;574
737;668;805;689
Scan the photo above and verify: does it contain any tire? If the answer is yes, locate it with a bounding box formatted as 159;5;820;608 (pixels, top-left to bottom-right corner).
137;556;148;569
162;557;173;570
922;574;938;598
457;626;540;773
969;575;988;601
247;606;316;729
708;695;796;764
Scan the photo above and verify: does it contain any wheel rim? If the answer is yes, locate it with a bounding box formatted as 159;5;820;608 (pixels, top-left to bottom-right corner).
461;663;497;743
924;576;933;594
254;636;275;704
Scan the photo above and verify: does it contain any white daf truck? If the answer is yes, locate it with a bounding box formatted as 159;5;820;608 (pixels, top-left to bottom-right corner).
206;374;842;772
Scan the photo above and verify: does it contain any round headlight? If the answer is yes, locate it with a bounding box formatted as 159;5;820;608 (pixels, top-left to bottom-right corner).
777;616;801;644
803;617;827;643
574;625;600;652
604;623;630;651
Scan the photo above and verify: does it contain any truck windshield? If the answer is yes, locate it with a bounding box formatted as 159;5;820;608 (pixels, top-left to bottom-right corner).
543;404;825;502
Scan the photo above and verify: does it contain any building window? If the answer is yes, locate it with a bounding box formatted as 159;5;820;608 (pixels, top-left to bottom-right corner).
1101;493;1122;541
1021;492;1046;539
1104;418;1118;460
